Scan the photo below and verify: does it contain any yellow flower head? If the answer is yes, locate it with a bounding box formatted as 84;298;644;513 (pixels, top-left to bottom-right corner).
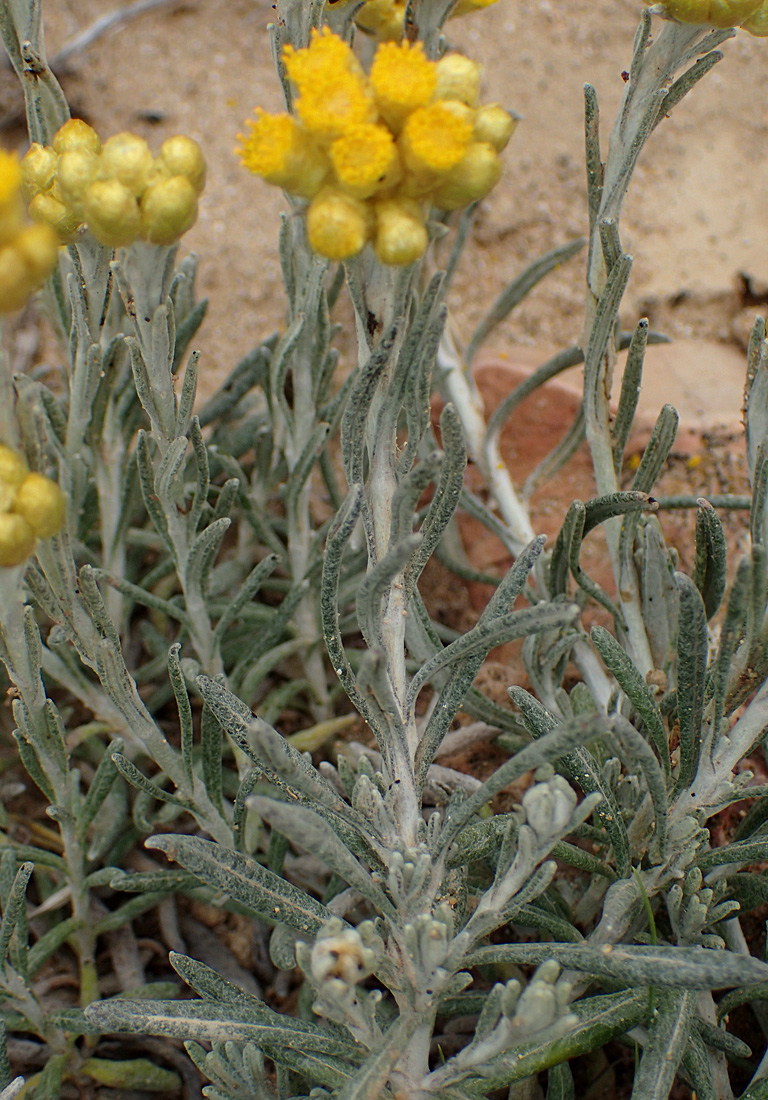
19;144;58;203
294;69;376;142
83;179;141;247
330;123;401;198
400;101;474;180
98;132;154;197
52;119;101;156
306;186;372;260
140;176;198;245
237;111;329;198
156;135;207;195
645;0;761;24
370;40;437;133
283;27;362;91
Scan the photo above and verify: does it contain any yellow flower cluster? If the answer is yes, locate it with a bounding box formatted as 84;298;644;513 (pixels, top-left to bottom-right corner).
0;147;58;315
0;445;66;567
646;0;768;30
331;0;499;42
238;31;515;265
21;120;206;249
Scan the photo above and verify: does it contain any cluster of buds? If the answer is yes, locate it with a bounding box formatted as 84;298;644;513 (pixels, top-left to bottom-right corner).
0;445;66;567
331;0;499;42
21;120;206;249
0;148;59;314
237;30;515;265
646;0;768;32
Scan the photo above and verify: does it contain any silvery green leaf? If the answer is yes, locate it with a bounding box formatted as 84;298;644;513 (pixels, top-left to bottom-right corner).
84;998;363;1058
611;318;648;471
248;796;395;920
630;989;695;1100
674;573;709;793
464;944;768;989
636;516;679;672
692;499;727;620
146;834;334;935
0;862;32;964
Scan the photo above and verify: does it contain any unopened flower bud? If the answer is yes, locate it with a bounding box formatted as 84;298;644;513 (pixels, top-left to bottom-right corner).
53;119;101;156
522;775;577;840
374;196;427;264
742;0;768;29
99;132;153;197
56;149;99;215
156;135;207;194
306;186;371;260
431;141;501;209
140;176;198;245
19;143;58;203
28;190;81;243
84;179;141;247
646;0;761;25
13;472;66;538
0;512;36;566
13;223;59;281
474;104;517;152
452;0;499;15
311;926;373;986
0;445;28;491
435;54;482;106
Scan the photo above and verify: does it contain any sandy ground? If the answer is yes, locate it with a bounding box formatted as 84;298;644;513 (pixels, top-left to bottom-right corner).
3;0;768;406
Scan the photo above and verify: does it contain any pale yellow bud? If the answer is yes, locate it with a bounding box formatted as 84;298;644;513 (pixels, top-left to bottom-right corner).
14;223;59;280
374;196;427;265
99;133;154;197
84;179;141;247
0;512;36;566
156;135;206;195
742;1;768;31
13;472;66;538
435;54;482;107
56;149;99;215
431;141;501;210
473;104;517;152
52;119;101;156
20;143;58;202
28;190;81;243
0;445;28;491
306;186;371;260
140;176;198;245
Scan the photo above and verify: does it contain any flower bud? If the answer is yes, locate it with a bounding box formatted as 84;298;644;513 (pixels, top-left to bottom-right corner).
311;926;373;986
742;0;768;30
140;176;198;245
452;0;499;14
84;179;141;247
522;775;577;840
435;54;482;107
0;512;36;567
355;0;407;40
56;149;99;216
28;190;81;243
306;186;371;260
647;0;762;25
13;223;59;281
156;135;207;194
431;141;501;209
53;119;102;156
374;196;427;265
12;472;66;538
19;143;58;206
0;445;28;491
474;104;517;152
99;132;153;197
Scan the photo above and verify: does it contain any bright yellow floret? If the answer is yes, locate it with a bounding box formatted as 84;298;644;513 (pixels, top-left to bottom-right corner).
330;124;401;199
283;27;361;91
370;40;437;133
295;70;376;143
237;111;329;198
400;101;474;180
